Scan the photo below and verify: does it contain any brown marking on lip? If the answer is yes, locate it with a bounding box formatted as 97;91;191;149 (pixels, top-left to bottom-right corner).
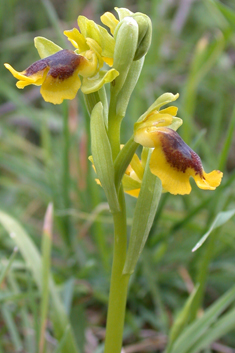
160;128;203;177
25;50;83;80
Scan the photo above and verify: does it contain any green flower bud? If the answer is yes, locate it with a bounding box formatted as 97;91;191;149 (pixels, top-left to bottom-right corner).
112;17;139;95
130;13;152;61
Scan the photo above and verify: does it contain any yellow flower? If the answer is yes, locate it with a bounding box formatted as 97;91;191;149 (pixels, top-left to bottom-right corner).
64;15;115;68
134;94;223;195
122;149;147;198
5;49;100;104
5;12;119;104
89;147;145;198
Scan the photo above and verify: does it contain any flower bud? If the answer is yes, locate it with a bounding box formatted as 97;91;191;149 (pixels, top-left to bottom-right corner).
112;17;139;95
130;13;152;60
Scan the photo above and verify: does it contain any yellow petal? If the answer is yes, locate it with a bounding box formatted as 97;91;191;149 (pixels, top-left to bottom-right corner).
150;148;192;195
64;28;89;52
40;50;86;104
129;154;144;180
4;63;47;87
194;170;223;190
77;16;115;58
85;39;103;70
78;50;99;77
100;12;119;35
122;174;141;198
103;57;113;67
134;126;156;148
160;106;178;116
41;68;81;104
125;189;140;198
149;128;223;195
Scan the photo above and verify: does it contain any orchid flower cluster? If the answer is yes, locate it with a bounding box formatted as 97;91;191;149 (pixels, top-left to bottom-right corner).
5;7;223;353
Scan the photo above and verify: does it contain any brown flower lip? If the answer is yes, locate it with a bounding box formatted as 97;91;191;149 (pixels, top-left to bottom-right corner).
160;128;203;177
25;49;84;80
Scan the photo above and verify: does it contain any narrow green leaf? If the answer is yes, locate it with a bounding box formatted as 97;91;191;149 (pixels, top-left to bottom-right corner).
2;305;23;351
165;285;200;353
8;273;35;353
208;0;235;30
190;306;235;353
90;102;119;212
114;136;139;190
192;209;235;252
0;211;80;353
170;285;235;353
218;104;235;170
123;151;162;274
53;326;70;353
0;247;18;286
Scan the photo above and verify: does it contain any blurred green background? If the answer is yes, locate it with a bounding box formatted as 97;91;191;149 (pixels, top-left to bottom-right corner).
1;0;235;352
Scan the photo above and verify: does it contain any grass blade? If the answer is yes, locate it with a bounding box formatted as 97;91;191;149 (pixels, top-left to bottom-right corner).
170;285;235;353
0;210;80;353
0;247;18;286
1;305;23;352
192;209;235;252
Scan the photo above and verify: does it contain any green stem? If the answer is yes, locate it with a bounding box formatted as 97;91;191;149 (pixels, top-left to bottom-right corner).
104;189;130;353
62;101;71;247
108;95;123;160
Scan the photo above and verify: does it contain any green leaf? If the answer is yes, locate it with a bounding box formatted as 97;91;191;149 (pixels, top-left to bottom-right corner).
90;102;119;212
123;151;162;274
0;247;18;286
218;104;235;170
0;211;80;353
190;306;235;353
170;284;235;353
114;136;139;190
34;36;62;59
2;305;23;351
165;285;200;353
192;209;235;252
208;0;235;30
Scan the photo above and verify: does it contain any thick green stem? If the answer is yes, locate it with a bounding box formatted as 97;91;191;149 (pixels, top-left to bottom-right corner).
104;190;130;353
